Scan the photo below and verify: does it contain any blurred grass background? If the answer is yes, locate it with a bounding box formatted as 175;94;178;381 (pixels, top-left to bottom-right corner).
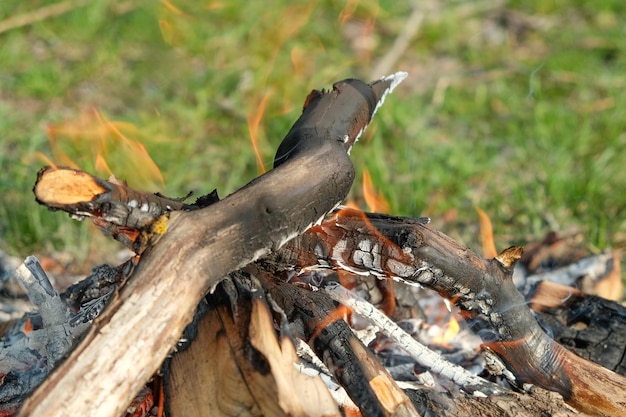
0;0;624;271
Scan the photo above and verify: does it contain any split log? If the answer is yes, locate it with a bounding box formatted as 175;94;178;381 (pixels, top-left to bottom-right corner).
18;73;407;417
271;208;626;416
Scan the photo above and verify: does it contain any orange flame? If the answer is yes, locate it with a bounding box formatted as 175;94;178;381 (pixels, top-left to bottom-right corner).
205;1;223;11
38;108;164;189
432;316;460;348
247;92;272;174
243;3;316;173
159;18;182;46
362;170;390;213
31;151;58;169
476;206;497;258
161;0;184;15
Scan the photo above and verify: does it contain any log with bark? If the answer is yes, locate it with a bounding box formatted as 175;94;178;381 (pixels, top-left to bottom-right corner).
2;72;625;417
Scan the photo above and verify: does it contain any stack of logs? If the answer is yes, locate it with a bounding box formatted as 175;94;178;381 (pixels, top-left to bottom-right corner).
1;73;625;417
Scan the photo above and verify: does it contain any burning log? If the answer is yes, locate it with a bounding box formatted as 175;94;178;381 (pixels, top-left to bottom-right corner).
16;73;407;417
272;208;626;416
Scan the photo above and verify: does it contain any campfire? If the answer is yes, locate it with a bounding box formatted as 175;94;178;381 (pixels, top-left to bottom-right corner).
1;73;625;417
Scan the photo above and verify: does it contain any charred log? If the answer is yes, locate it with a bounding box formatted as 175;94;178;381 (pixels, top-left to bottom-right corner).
272;208;626;416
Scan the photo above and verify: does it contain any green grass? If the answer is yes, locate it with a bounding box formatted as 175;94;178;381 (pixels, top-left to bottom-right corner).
1;0;624;269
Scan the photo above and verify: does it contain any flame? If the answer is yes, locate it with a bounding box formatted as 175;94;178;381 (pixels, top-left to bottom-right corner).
243;3;316;172
362;170;390;213
158;0;199;46
31;151;58;169
159;18;182;46
39;108;164;189
205;1;223;11
247;92;272;174
476;206;497;258
95;152;113;177
290;46;307;78
337;0;379;65
431;315;460;348
330;208;403;317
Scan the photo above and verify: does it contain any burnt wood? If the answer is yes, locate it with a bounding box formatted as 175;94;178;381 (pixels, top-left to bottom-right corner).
529;281;626;376
18;74;406;417
271;208;626;416
259;271;418;417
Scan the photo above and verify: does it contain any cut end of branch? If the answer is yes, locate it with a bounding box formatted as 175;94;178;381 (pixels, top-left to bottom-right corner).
34;166;107;206
495;246;524;269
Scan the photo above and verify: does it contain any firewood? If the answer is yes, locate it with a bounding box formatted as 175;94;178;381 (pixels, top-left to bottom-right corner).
259;273;419;417
8;71;622;416
273;207;626;416
18;73;407;417
255;263;585;417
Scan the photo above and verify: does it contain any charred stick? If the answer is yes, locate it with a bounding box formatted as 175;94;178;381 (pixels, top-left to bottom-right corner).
0;256;140;411
14;256;78;366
